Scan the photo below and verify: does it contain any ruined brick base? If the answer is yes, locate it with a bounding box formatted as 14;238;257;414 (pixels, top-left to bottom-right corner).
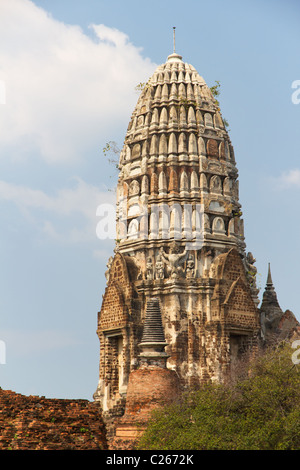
0;389;108;450
109;365;182;450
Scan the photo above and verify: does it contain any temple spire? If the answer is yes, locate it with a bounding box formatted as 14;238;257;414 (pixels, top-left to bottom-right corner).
260;262;282;314
265;263;276;294
266;263;273;287
173;26;176;53
167;26;182;62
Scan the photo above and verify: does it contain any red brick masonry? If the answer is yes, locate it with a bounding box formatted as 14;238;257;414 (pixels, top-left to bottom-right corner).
110;366;181;449
0;389;107;450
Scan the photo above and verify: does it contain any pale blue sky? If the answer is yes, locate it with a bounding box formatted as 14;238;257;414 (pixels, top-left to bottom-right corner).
0;0;299;399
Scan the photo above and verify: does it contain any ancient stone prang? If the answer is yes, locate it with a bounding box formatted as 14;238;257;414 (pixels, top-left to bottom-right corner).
94;47;298;437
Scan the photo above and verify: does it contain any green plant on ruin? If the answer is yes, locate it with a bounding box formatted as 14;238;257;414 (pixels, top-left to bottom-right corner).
177;97;196;110
256;271;263;290
247;268;258;287
135;81;151;94
102;140;120;192
210;80;230;131
102;140;120;170
138;342;300;450
210;80;221;109
247;269;257;278
232;208;242;218
80;427;89;433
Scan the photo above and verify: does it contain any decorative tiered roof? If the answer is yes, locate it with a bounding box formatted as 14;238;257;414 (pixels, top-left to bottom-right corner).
115;47;245;256
260;263;283;318
139;297;169;366
140;297;167;344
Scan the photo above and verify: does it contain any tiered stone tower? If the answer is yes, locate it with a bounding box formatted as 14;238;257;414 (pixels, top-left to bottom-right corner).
260;264;300;344
94;49;261;419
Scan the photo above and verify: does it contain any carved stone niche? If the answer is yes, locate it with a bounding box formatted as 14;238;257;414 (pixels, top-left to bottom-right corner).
209;175;222;194
212;216;226;235
129;180;140;197
204;112;214;128
131;143;141;159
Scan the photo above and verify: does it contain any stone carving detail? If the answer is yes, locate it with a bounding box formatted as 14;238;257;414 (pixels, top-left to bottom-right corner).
210;175;222;194
159;242;187;279
204;112;213;127
155;254;165;280
185;253;195;279
105;256;114;283
128;219;139;239
198;136;206;155
129;180;140;196
141;175;149;194
212;216;225;234
146;257;154;280
245;252;257;287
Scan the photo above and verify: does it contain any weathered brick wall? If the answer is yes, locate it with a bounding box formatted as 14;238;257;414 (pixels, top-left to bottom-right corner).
95;252;144;415
110;366;182;450
98;253;133;331
0;389;107;450
211;249;259;330
225;278;258;328
122;366;181;420
215;249;248;283
99;282;128;331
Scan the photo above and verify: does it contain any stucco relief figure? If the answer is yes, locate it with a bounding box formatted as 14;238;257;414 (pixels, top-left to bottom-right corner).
146;257;154;280
159;242;188;279
155;254;165;280
105;256;114;283
186;253;195;278
245;252;257;286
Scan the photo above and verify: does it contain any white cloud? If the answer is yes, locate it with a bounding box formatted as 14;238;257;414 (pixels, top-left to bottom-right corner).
0;0;156;164
91;24;130;48
0;177;114;216
0;177;116;243
275;169;300;189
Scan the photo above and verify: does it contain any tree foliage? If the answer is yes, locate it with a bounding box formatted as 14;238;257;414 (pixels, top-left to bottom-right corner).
138;342;300;450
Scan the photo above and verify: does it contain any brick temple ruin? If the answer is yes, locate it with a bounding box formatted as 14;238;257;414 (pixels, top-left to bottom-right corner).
1;47;299;451
93;48;300;446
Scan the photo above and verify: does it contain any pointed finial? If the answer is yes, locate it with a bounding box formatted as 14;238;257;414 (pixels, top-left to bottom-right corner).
173;26;176;53
167;27;182;63
266;263;273;286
